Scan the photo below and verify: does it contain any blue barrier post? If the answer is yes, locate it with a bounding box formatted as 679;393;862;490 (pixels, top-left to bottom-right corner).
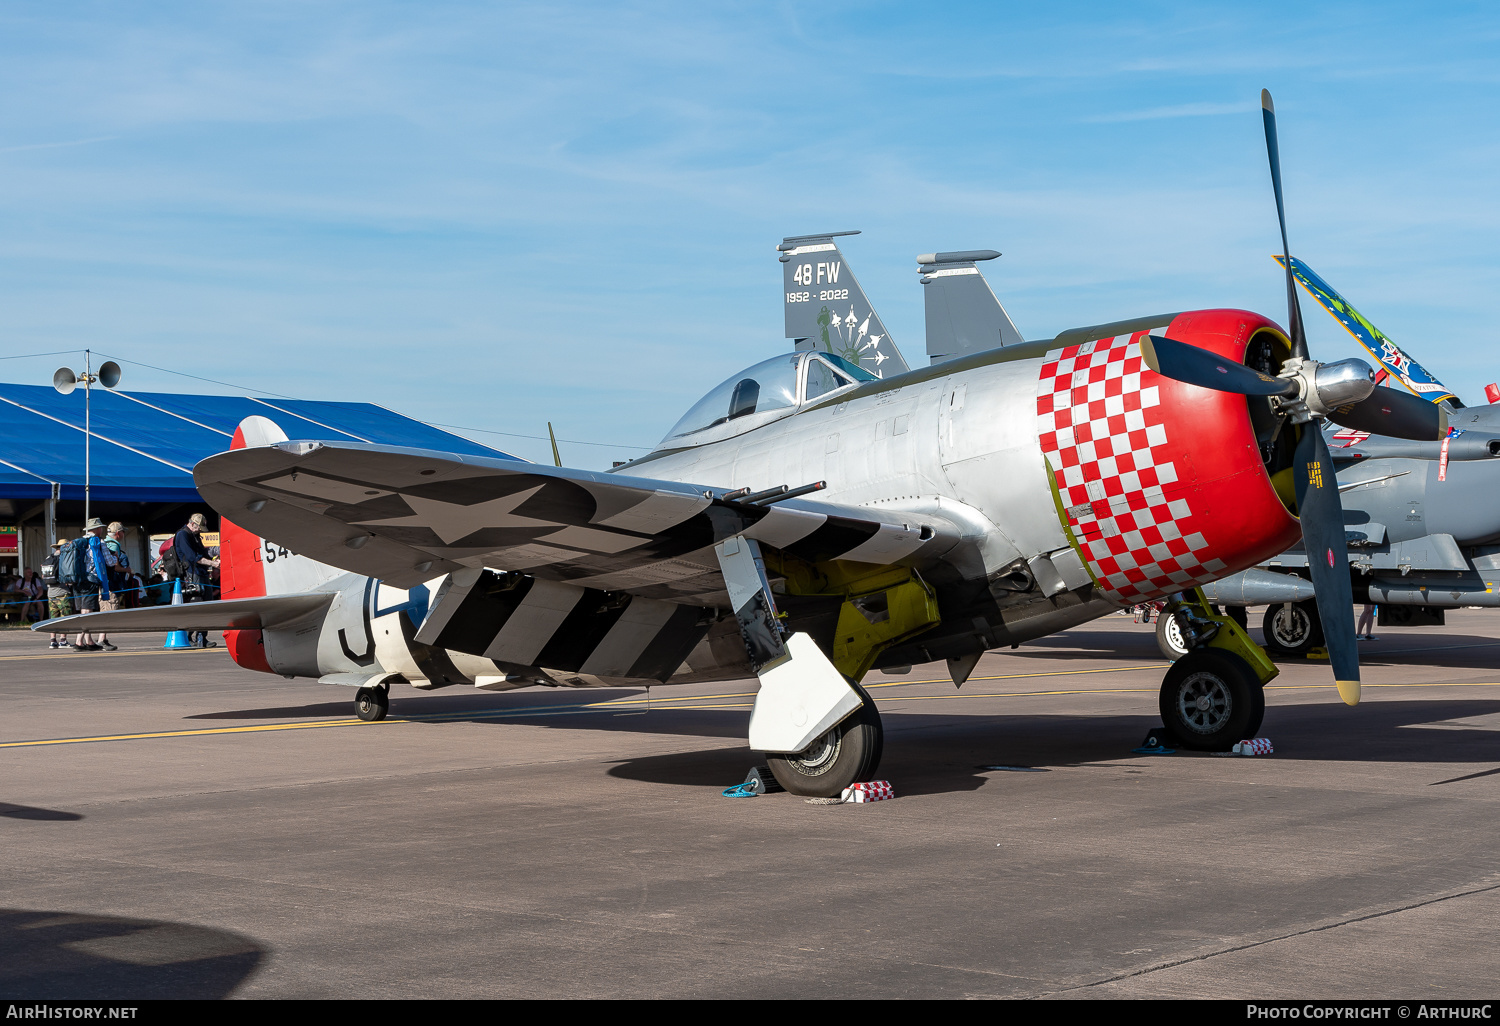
164;578;192;650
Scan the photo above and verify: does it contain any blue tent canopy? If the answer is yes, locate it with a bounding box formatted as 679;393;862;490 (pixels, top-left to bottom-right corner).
0;384;517;503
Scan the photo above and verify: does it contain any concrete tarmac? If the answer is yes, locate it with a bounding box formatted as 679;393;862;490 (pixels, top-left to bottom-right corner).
1;611;1497;999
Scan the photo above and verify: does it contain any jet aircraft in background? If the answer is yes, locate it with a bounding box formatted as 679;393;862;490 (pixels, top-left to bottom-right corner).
1180;260;1500;657
40;91;1448;799
779;231;1026;372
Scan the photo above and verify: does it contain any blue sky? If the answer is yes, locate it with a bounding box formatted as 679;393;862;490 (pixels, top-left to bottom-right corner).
2;2;1498;467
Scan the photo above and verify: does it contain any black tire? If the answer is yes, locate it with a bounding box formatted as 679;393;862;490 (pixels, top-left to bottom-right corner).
1159;648;1265;751
1226;606;1248;630
765;682;882;797
1262;600;1322;657
1156;610;1190;661
354;686;388;722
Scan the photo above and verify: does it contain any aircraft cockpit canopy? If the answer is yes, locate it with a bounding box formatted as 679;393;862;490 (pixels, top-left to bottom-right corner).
658;351;875;450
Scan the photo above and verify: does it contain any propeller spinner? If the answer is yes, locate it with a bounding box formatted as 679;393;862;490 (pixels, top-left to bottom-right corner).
1141;90;1449;707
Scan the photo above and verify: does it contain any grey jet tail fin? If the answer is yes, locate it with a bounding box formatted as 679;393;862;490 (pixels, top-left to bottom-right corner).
778;231;909;378
919;250;1025;365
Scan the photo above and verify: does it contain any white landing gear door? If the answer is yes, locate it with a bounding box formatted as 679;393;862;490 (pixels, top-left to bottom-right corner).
714;535;863;754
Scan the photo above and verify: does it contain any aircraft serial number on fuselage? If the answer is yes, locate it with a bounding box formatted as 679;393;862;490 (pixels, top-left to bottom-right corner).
263;540;294;562
786;289;849;304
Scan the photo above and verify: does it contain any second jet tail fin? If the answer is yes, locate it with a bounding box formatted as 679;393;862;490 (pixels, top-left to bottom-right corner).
1276;255;1460;407
918;250;1025;365
779;231;909;378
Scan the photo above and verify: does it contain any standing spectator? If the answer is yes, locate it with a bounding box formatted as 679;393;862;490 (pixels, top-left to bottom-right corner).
173;513;219;648
0;573;22;623
1357;603;1378;641
126;568;147;608
72;518;113;651
104;522;132;608
20;567;45;622
41;540;71;649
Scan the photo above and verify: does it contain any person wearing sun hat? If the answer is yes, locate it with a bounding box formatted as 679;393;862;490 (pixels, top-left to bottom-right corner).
72;517;114;651
103;522;131;608
41;538;72;649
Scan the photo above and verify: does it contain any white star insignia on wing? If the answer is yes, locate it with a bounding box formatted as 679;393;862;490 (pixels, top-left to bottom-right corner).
356;485;553;545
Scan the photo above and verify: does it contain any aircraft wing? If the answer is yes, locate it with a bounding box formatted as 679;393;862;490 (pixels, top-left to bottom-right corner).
33;592;335;634
194;441;965;601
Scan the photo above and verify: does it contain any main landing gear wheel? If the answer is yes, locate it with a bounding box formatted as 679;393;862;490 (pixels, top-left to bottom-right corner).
1156;610;1190;661
354;686;389;722
765;682;883;797
1262;600;1322;658
1159;648;1265;751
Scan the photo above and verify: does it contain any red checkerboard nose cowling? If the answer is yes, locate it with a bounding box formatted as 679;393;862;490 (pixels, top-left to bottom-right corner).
1036;309;1300;605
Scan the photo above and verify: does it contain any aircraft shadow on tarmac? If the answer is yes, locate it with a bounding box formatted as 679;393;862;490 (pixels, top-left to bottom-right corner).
1024;627;1500;671
604;743;991;796
0;908;264;999
183;687;1500;790
0;802;82;821
187;688;751;738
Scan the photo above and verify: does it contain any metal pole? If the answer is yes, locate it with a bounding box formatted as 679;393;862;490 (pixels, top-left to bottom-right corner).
84;349;91;526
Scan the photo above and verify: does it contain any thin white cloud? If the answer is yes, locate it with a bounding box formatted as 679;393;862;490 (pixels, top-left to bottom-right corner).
1084;101;1252;123
0;135;115;154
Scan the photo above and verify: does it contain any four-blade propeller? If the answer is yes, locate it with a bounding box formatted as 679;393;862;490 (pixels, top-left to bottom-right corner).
1140;89;1449;706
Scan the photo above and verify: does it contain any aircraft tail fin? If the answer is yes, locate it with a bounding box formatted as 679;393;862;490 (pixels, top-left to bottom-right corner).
221;416;345;602
918;250;1025;365
215;415;348;673
1276;255;1460;407
779;231;909;378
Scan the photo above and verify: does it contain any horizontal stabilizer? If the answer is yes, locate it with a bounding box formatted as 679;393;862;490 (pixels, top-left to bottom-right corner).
195;441;965;598
33;592;334;634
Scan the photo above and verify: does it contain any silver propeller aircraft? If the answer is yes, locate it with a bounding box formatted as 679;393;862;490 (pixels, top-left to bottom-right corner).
41;91;1448;797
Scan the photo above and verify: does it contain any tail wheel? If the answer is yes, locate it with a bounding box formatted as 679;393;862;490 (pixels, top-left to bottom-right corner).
765;682;882;797
1262;599;1322;656
354;686;389;722
1159;648;1265;751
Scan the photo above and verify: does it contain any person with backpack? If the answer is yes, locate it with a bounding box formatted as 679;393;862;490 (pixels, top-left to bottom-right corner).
104;522;132;608
173;513;219;648
41;539;72;649
68;518;114;651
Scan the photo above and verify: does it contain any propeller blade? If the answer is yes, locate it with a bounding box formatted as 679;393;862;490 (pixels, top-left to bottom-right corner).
1293;425;1360;704
1142;335;1299;397
1262;90;1309;361
1325;386;1448;441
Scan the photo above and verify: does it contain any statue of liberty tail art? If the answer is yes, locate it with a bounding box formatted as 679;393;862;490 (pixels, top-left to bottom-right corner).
1276;256;1458;406
811;304;871;369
